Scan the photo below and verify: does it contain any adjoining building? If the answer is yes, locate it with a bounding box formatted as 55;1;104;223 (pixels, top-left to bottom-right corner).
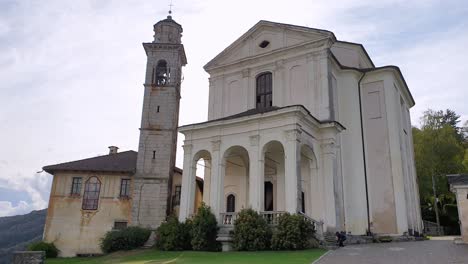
42;13;422;256
42;147;202;257
448;174;468;244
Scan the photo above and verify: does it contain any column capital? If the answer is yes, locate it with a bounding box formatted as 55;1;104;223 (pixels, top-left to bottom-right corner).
320;139;338;155
211;139;221;152
306;53;315;63
182;144;193;153
242;68;250;78
275;59;286;70
285;129;302;142
249;135;260;147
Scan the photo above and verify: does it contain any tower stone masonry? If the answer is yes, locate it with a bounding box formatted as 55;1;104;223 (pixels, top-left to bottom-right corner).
131;14;187;229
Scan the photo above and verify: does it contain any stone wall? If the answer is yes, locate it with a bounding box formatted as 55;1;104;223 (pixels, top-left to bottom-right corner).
12;251;45;264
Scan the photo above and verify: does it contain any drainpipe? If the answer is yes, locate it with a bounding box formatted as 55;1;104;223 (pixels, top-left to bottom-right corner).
358;71;372;235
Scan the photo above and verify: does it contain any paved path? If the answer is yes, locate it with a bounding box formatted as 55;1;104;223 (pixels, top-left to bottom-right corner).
315;240;468;264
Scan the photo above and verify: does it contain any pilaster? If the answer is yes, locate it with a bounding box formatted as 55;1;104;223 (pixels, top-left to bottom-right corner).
209;139;224;220
320;139;338;230
179;143;194;221
284;129;302;213
248;135;264;211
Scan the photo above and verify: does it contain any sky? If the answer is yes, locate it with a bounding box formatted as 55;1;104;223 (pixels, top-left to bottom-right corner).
0;0;467;217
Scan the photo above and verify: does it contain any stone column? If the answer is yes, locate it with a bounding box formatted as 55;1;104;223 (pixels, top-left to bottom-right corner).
179;144;194;221
209;139;224;220
321;139;338;230
248;135;264;211
284;129;302;213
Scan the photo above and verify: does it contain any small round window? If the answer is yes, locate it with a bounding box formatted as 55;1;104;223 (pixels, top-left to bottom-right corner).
259;40;270;48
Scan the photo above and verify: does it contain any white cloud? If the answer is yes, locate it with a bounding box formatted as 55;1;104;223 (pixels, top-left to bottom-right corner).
0;201;32;217
0;172;52;216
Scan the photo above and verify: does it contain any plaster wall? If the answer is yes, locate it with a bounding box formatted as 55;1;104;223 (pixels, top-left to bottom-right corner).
335;70;368;234
361;79;398;234
223;157;249;212
43;172;132;257
454;187;468;243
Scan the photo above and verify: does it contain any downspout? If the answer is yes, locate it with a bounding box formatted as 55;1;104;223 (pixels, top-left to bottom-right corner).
358;71;372;235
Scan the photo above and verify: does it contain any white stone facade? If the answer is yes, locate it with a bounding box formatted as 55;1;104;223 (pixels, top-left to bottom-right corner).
178;20;422;236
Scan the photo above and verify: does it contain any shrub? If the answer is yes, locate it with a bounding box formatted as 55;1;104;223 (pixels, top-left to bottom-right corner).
191;203;219;251
232;209;272;251
156;216;192;250
100;226;151;253
27;241;59;258
271;213;314;250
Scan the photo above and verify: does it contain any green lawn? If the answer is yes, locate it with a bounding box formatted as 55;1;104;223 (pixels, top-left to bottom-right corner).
46;249;327;264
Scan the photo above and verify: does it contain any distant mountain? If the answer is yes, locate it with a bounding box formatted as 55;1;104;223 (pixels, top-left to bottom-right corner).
0;209;47;264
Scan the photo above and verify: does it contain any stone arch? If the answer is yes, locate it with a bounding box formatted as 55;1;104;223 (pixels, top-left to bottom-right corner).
300;144;320;219
262;140;285;211
155;59;170;86
222;146;250;213
192;150;212;210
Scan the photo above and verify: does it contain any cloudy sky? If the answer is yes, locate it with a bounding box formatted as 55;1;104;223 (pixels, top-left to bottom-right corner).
0;0;467;217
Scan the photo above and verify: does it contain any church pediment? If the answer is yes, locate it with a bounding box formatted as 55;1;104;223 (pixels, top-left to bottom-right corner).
204;20;336;71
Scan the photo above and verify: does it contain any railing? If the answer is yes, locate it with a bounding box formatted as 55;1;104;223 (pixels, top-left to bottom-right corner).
220;212;238;225
260;211;286;225
219;211;324;242
298;211;324;240
423;220;445;236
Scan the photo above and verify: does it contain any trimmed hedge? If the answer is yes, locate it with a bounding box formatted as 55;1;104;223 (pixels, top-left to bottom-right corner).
100;226;151;253
271;213;314;250
27;241;59;258
156;216;192;250
232;209;272;251
191;203;220;251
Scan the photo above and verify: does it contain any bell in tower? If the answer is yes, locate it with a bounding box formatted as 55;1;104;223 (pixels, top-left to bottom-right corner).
131;12;187;229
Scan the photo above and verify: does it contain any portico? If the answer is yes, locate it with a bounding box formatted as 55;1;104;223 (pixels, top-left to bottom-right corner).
178;105;344;232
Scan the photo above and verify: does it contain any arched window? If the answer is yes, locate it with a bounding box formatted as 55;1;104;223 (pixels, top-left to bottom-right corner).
256;72;272;109
82;177;101;210
226;194;236;213
154;60;170;86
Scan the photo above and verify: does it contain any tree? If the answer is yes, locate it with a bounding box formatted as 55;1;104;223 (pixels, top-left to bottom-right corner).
413;109;466;234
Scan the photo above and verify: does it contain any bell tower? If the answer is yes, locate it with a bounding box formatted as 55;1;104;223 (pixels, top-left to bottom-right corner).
132;13;187;228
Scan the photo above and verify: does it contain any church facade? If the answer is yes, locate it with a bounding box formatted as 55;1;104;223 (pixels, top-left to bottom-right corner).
42;14;422;257
178;20;422;237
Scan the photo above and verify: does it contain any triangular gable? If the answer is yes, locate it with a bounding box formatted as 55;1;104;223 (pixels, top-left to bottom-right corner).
204;20;336;71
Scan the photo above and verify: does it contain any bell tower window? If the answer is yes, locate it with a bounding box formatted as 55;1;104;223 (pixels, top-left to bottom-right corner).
155;60;170;86
256;72;272;110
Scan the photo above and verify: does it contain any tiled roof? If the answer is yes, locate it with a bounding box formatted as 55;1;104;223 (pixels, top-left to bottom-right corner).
43;151;183;175
447;174;468;186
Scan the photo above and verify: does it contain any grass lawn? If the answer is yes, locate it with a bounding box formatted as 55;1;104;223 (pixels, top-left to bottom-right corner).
46;249;327;264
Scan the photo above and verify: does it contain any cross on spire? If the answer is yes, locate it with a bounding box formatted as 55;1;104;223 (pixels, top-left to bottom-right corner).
168;1;173;15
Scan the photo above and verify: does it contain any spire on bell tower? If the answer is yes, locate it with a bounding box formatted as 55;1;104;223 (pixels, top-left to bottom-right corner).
153;1;182;44
168;0;173;18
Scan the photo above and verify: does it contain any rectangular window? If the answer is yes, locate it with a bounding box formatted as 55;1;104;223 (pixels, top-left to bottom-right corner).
114;221;127;230
120;179;131;197
173;185;181;206
71;177;82;196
